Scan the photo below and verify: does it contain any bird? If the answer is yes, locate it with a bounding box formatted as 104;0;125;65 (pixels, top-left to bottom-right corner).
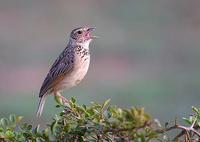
36;26;96;117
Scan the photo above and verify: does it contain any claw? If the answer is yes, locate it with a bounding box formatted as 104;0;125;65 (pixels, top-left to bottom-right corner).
54;92;69;105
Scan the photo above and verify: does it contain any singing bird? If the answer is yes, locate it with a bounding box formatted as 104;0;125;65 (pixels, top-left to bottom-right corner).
37;26;95;117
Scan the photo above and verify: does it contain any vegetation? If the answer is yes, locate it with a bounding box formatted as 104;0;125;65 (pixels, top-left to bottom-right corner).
0;98;199;142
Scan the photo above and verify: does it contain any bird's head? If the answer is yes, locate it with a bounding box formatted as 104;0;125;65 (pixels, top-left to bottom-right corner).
70;26;95;44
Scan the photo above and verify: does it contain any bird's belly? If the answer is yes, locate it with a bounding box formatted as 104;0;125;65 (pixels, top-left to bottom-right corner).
58;59;90;90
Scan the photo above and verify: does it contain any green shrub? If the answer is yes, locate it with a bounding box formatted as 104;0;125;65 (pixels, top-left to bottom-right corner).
0;98;199;142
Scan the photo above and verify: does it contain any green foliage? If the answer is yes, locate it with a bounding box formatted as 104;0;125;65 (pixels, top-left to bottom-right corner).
157;106;200;142
0;99;199;142
182;106;200;126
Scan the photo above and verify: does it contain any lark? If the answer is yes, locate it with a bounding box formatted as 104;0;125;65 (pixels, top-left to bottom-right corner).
36;26;95;117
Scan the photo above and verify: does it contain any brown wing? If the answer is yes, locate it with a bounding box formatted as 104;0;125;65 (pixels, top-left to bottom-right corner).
39;47;75;97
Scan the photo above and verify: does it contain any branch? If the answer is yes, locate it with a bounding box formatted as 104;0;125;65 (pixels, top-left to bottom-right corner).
105;121;151;133
156;119;200;141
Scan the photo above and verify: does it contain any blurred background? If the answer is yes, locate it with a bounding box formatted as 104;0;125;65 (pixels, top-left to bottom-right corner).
0;0;200;125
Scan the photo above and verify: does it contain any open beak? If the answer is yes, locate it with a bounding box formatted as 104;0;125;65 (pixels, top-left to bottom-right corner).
87;27;99;39
87;27;95;31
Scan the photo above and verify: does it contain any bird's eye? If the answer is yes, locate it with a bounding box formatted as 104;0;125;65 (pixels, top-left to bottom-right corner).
77;30;82;34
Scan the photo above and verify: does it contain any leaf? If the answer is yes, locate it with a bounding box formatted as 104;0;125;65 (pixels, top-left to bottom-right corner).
27;124;32;130
5;130;14;138
16;116;23;123
182;117;192;125
82;104;87;110
54;95;63;105
54;114;60;121
71;97;76;103
33;125;40;134
36;137;43;142
9;114;16;125
192;106;200;114
56;104;61;108
154;119;162;128
51;121;60;136
0;118;9;129
48;131;56;142
198;121;200;127
44;128;49;137
102;99;111;110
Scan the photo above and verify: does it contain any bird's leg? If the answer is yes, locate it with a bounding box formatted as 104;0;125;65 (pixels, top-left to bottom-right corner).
54;92;69;105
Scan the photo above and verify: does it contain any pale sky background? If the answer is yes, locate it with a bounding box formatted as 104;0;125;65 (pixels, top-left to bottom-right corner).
0;0;200;124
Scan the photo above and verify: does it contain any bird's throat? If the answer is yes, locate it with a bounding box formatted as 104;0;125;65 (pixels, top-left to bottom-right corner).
69;38;92;50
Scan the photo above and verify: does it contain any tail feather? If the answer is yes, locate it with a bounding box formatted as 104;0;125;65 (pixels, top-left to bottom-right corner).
36;95;46;117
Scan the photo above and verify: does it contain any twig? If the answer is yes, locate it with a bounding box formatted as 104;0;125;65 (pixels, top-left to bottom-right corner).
105;121;151;133
156;118;200;141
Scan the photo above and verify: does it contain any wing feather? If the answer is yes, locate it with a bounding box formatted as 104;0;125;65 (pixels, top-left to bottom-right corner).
39;47;74;97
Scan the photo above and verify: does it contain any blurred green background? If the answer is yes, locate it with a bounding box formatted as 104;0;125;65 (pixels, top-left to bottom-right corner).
0;0;200;124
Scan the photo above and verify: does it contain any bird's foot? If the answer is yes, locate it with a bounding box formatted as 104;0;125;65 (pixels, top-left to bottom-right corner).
54;93;69;105
60;96;69;104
